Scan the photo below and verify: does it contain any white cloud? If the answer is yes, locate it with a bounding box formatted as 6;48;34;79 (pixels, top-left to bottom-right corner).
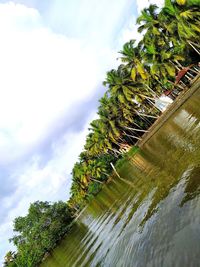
118;16;143;48
0;2;41;31
46;0;133;44
0;3;103;164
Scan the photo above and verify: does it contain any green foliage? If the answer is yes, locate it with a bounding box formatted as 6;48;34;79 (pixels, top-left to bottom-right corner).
68;0;200;212
10;201;73;266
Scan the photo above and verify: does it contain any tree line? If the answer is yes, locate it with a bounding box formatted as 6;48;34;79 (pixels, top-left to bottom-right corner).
68;0;200;212
4;0;200;266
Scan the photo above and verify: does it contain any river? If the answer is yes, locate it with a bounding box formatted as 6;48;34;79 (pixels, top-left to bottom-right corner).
41;79;200;267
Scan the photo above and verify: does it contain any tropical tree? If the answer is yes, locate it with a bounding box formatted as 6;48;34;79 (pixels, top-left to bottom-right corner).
10;201;73;266
119;40;148;82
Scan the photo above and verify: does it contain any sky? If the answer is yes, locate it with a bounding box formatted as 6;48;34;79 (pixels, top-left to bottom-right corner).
0;0;164;263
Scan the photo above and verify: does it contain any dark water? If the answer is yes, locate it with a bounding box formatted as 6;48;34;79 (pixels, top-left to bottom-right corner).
41;81;200;267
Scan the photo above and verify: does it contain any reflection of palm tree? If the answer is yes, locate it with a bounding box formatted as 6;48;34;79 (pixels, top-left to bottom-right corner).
180;166;200;206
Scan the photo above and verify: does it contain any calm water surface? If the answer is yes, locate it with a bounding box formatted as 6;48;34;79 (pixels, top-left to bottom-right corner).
42;82;200;267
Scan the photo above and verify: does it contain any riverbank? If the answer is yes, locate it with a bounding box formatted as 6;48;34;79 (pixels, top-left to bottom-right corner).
137;75;200;147
73;75;200;220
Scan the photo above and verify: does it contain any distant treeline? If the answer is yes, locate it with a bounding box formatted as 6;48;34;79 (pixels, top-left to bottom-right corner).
68;0;200;213
4;0;200;266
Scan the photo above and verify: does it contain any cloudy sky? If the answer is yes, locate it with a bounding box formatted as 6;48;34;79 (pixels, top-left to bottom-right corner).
0;0;164;263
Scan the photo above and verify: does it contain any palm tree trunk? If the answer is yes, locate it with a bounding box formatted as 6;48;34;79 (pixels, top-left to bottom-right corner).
137;115;152;126
123;126;148;133
120;132;134;145
144;84;160;98
193;67;200;73
185;74;192;81
175;83;185;91
123;131;142;140
102;172;109;177
132;121;144;129
179;80;187;88
189;68;199;75
138;93;155;101
110;148;121;155
185;70;195;79
135;111;159;119
189;41;200;48
110;163;121;178
188;41;200;55
90;177;103;184
170;60;181;71
167;79;185;91
147;98;162;112
174;60;184;69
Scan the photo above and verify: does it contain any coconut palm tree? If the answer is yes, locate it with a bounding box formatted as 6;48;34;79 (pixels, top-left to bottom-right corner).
119;40;148;82
161;0;200;54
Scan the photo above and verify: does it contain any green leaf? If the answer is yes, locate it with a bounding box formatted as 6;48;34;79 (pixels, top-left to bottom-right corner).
151;64;159;75
138;64;148;79
191;24;200;33
161;51;171;60
152;26;160;35
180;10;193;19
187;0;200;6
122;86;133;101
146;44;156;55
131;68;137;81
118;94;126;104
135;95;143;103
173;55;185;61
111;85;120;94
164;0;175;15
165;63;175;77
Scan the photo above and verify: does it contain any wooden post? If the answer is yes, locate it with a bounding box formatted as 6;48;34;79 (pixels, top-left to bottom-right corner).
110;163;121;178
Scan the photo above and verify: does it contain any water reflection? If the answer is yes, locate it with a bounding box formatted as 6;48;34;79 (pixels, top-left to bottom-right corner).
180;166;200;206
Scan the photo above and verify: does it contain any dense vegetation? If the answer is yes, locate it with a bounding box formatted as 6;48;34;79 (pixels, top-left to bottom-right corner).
4;0;200;266
68;0;200;212
4;201;73;267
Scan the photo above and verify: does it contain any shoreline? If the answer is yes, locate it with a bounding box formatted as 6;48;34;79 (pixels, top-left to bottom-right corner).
74;75;200;219
137;75;200;148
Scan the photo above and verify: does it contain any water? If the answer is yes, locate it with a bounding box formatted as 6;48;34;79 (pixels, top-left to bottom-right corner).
41;80;200;267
